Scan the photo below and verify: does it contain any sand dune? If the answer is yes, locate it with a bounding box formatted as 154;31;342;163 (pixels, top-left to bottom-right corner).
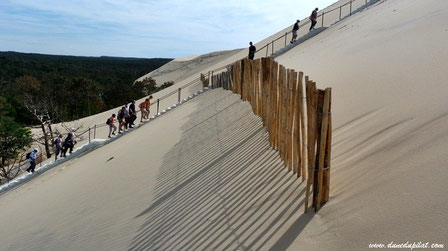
0;89;305;250
1;0;448;250
275;0;448;249
136;49;242;85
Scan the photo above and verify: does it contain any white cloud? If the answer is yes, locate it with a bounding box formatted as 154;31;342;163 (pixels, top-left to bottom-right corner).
1;0;337;57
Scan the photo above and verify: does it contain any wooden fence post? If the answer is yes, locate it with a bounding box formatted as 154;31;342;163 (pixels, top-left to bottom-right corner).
278;65;286;159
304;78;317;213
322;88;332;206
315;88;331;210
272;61;279;150
222;57;332;212
261;57;271;127
290;70;298;175
297;72;307;180
285;69;292;170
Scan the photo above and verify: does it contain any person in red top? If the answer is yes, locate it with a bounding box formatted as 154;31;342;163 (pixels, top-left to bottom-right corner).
108;114;117;138
139;99;148;122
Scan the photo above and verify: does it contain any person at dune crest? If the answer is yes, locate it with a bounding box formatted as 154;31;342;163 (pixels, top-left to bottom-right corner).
248;42;256;60
309;8;318;31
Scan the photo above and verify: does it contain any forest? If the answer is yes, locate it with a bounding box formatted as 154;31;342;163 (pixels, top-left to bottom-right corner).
0;51;172;181
0;51;172;124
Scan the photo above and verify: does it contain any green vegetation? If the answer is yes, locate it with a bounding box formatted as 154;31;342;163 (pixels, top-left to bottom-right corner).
0;51;172;124
0;97;33;181
0;51;172;168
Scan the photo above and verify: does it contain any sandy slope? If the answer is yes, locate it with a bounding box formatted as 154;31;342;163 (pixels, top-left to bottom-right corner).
136;49;242;85
0;89;305;250
2;0;448;250
275;0;448;249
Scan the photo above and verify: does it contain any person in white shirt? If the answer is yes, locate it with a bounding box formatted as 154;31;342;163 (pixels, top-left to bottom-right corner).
54;134;63;161
26;148;38;173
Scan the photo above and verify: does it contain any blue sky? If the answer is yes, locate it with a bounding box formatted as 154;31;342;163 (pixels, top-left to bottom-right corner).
0;0;335;58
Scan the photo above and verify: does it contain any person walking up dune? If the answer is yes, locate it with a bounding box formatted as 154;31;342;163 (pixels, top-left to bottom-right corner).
129;101;137;127
145;96;153;119
62;129;76;157
54;134;63;161
26;148;38;173
291;20;300;43
248;42;256;60
139;99;148;122
107;114;117;138
309;8;318;31
124;104;131;129
118;106;126;133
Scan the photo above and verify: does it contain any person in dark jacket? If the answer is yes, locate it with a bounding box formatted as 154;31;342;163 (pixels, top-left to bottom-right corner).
309;8;318;31
291;20;300;43
248;42;256;60
61;129;76;157
129;101;137;127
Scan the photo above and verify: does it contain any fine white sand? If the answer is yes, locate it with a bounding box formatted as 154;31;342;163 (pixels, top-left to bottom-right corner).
0;89;304;250
173;55;199;61
276;0;448;249
2;0;448;250
136;49;242;86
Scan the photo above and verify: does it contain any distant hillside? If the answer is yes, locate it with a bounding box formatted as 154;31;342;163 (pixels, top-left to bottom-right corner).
0;51;172;84
0;51;172;124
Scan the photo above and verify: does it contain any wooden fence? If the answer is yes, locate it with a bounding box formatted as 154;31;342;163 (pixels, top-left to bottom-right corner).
208;57;332;212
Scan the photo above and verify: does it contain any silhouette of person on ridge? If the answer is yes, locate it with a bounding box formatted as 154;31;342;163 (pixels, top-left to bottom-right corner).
248;42;256;60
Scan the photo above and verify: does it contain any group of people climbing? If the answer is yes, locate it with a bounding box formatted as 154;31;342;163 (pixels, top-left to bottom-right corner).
248;7;320;58
106;95;153;138
26;128;76;173
26;96;154;173
291;7;319;43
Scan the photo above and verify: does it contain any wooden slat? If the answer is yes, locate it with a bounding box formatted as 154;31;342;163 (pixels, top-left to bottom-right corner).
278;65;285;162
289;71;297;172
323;90;332;204
266;57;273;146
272;61;279;150
316;88;331;211
313;89;324;209
284;70;290;164
288;70;294;169
297;72;307;181
304;78;317;213
291;70;299;175
256;59;262;116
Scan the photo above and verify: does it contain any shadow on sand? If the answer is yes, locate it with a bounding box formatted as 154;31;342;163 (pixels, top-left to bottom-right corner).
129;89;313;250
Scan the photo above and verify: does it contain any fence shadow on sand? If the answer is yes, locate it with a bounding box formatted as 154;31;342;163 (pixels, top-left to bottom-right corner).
128;89;311;250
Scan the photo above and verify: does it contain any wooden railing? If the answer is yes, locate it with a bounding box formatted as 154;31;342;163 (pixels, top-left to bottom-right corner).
255;0;378;58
